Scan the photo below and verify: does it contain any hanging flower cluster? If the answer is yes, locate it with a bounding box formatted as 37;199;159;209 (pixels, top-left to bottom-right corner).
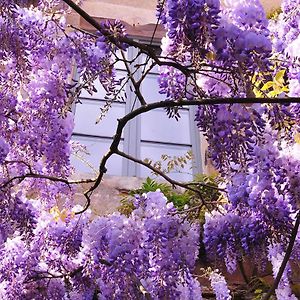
0;192;201;299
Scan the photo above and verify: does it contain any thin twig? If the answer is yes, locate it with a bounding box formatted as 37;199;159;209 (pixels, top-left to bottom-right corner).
0;172;96;190
186;181;226;192
120;50;147;106
238;259;250;285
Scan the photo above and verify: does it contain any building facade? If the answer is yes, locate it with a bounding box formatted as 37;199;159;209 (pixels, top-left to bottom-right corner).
70;1;208;181
69;0;282;213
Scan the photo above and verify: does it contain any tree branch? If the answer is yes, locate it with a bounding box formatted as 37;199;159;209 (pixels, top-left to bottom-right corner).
0;172;96;190
116;149;202;193
262;211;300;300
75;97;300;213
120;50;147;106
238;259;250;285
63;0;239;77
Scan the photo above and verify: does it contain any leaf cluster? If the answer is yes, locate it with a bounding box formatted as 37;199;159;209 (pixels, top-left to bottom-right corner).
118;177;190;216
118;174;223;221
253;69;289;98
144;151;193;175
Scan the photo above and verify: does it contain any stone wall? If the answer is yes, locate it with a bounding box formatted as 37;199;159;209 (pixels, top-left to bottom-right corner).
74;174;145;215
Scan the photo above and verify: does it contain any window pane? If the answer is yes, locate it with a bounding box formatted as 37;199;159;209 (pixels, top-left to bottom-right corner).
74;100;125;138
140;109;191;145
71;136;123;176
140;142;193;181
140;74;166;103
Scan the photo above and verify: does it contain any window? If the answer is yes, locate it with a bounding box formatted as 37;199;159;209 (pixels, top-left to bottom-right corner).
71;44;203;181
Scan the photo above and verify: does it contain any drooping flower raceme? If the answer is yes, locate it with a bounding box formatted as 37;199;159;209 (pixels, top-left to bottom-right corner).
158;0;272;100
195;103;266;174
209;269;232;300
0;1;127;249
269;0;300;97
158;0;221;101
203;129;300;272
0;192;202;299
268;243;298;300
81;191;201;299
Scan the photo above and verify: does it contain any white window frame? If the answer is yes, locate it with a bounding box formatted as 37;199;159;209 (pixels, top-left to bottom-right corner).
72;40;203;180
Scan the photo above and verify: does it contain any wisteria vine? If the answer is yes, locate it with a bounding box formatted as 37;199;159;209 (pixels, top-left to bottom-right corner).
0;0;299;299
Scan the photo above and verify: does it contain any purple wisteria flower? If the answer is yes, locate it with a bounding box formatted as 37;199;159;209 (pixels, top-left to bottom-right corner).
209;269;232;300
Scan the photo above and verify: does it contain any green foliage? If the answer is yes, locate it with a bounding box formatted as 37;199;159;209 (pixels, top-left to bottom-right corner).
253;69;289;98
118;195;136;216
144;150;193;175
187;174;222;203
118;177;190;216
261;69;289;97
118;174;223;221
291;283;300;297
246;276;271;300
253;289;265;300
135;176;172;195
267;7;282;20
182;174;224;221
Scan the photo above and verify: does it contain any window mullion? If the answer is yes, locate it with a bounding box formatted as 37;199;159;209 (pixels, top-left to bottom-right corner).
122;46;142;177
189;106;203;176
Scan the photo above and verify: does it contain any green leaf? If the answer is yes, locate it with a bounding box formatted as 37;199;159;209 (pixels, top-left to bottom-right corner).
261;81;274;91
274;69;285;84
